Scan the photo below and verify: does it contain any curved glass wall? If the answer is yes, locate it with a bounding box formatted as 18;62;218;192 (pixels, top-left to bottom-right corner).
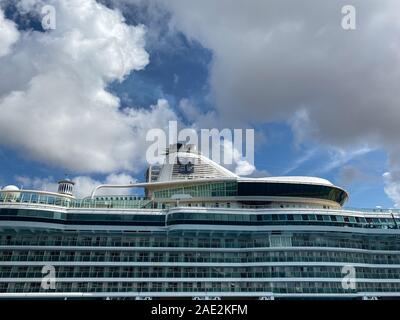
151;181;348;206
1;208;398;230
238;182;348;205
0;209;164;226
166;212;399;229
153;182;237;199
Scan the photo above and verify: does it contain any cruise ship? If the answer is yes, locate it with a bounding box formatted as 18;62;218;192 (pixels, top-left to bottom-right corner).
0;143;399;300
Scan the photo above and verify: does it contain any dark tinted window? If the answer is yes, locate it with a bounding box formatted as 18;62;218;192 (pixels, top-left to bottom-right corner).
237;182;347;205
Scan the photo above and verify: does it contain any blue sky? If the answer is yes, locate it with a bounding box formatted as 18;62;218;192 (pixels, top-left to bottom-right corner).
0;0;398;208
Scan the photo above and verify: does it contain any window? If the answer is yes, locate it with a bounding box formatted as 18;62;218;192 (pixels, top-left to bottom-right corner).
336;216;345;222
237;182;347;205
322;215;331;222
293;215;302;221
269;235;292;247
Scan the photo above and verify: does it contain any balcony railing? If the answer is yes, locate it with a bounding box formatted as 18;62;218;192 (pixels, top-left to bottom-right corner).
1;189;400;216
0;190;152;210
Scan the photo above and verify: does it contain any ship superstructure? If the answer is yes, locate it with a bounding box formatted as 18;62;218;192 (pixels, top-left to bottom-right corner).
0;144;399;299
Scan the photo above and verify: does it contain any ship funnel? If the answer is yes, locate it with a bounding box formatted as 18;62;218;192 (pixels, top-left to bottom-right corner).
58;176;75;196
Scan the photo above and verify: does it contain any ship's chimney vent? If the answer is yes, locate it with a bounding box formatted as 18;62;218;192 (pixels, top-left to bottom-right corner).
58;176;75;196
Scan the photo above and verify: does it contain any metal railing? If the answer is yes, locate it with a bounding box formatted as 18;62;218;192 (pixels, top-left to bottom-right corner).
1;189;400;215
0;190;151;210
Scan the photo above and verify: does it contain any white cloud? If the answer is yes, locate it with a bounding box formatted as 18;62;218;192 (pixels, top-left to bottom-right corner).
234;160;255;176
178;98;199;122
161;0;400;145
289;109;315;149
309;146;374;176
178;98;218;129
71;176;104;198
281;147;318;176
6;0;400;204
0;0;177;174
15;173;138;198
150;0;400;203
15;175;58;192
0;8;19;57
103;173;136;185
72;173;137;198
222;139;255;176
177;98;258;175
383;172;400;207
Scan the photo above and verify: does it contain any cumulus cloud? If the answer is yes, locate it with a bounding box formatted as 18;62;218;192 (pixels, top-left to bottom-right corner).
161;1;400;142
0;8;19;57
15;175;58;192
172;98;255;174
234;160;255;176
0;0;178;174
221;139;255;176
143;0;400;200
178;98;218;129
383;172;400;207
15;172;137;198
106;0;400;204
1;0;267;189
5;0;400;204
72;173;137;198
289;109;316;149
